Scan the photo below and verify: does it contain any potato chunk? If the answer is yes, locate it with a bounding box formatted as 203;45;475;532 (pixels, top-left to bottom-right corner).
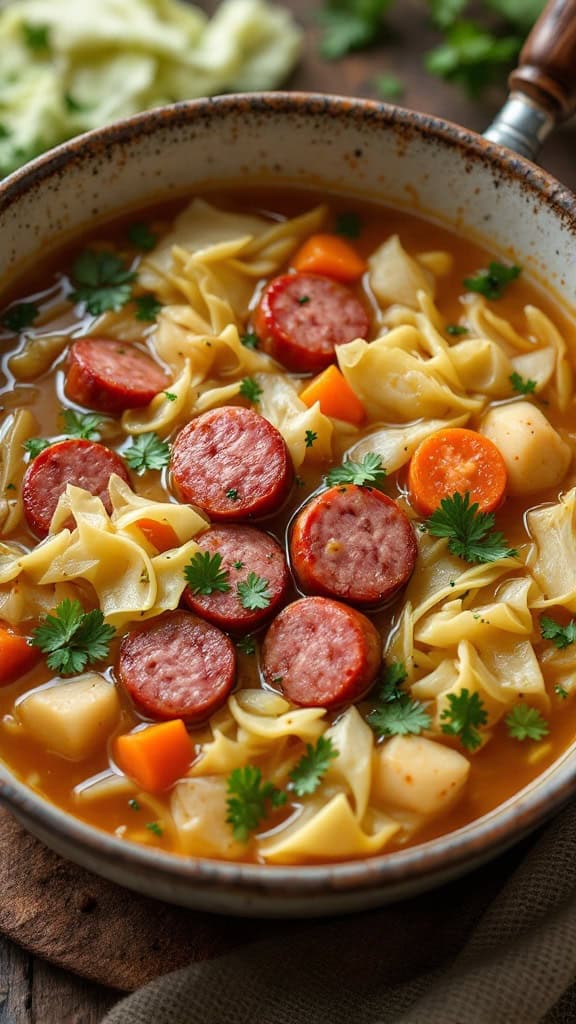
18;674;120;760
481;401;571;496
373;735;470;816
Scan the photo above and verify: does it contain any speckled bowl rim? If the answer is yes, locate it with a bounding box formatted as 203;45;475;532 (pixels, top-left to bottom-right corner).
1;92;576;899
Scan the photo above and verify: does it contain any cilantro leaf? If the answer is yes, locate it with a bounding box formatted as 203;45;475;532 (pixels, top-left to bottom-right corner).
377;661;408;703
540;615;576;649
335;212;362;239
555;685;569;700
237;573;271;611
446;323;467;337
426;492;517;564
368;698;432;737
236;635;256;655
463;261;522;299
426;22;521;98
485;0;546;33
440;688;487;751
305;430;317;449
123;432;170;475
509;371;536;396
325;452;386;489
506;704;549;742
23;438;51;459
184;551;231;596
226;765;287;842
145;821;164;837
70;250;136;315
289;736;339;796
317;0;392;60
127;223;157;251
373;73;404;100
226;488;239;501
240;332;260;350
134;294;163;322
30;598;115;676
1;302;39;333
164;391;177;402
61;409;102;440
239;377;263;403
22;23;51;51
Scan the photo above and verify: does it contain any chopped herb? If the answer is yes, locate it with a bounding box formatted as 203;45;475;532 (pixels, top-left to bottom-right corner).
128;798;141;811
426;21;521;99
226;765;287;842
1;302;39;333
134;294;163;322
509;371;537;395
325;452;386;490
304;430;318;449
237;572;271;611
377;661;408;702
164;391;177;402
23;438;51;459
61;409;103;440
426;492;517;564
297;295;310;305
289;736;339;796
335;212;362;239
70;249;136;315
145;821;163;837
429;0;467;30
233;561;244;570
555;685;569;700
463;261;521;300
30;598;115;676
236;635;256;655
368;698;432;738
184;551;231;596
506;704;549;742
540;615;576;649
123;432;170;475
240;331;260;350
226;488;239;501
127;223;157;251
440;688;487;751
316;0;391;60
22;22;50;51
373;73;404;100
4;483;16;492
446;323;468;337
239;377;263;403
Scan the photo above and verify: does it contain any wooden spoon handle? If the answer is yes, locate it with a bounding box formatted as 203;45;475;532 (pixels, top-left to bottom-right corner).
509;0;576;120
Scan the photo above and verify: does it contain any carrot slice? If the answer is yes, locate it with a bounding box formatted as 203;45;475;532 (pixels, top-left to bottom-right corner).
0;626;38;685
299;365;365;426
136;517;180;553
408;427;507;516
115;720;193;794
291;234;367;282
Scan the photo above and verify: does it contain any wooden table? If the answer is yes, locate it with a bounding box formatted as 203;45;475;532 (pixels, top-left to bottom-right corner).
1;2;575;1021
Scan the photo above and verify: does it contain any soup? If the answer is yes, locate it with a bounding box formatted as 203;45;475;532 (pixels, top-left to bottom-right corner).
1;190;576;865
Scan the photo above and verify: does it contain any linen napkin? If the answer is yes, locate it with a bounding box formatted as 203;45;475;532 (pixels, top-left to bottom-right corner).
103;799;576;1024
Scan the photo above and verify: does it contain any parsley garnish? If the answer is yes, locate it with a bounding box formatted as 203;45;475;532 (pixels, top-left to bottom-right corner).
373;73;404;100
23;438;51;459
134;294;162;322
128;798;141;811
377;661;408;702
506;704;549;742
463;261;521;299
325;452;386;490
184;551;231;596
335;211;362;239
30;598;115;676
440;689;487;751
368;698;431;738
289;736;339;796
240;331;260;350
426;492;517;564
426;21;521;99
297;295;310;305
70;250;136;315
509;371;536;395
304;430;317;448
237;573;271;611
61;409;102;440
145;821;164;837
127;223;157;251
236;635;256;655
22;23;50;51
164;391;177;402
446;323;467;337
226;488;239;501
317;0;390;60
239;377;263;403
540;615;576;649
555;685;569;700
226;766;287;842
1;302;38;333
123;432;170;475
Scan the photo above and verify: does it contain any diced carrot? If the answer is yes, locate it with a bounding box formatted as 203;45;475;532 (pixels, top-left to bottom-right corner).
115;720;193;794
299;365;365;426
408;427;507;517
136;518;180;553
0;626;38;685
291;234;367;282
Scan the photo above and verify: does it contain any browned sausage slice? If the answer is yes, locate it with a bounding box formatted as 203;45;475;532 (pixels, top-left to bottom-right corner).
171;406;294;521
65;338;169;413
183;525;290;634
261;597;381;708
289;484;417;607
22;438;130;537
253;273;370;374
118;610;236;724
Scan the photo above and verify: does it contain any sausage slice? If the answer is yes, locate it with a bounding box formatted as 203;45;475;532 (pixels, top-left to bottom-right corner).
118;610;236;724
261;597;381;708
171;406;294;521
289;484;417;607
65;338;169;413
254;272;370;374
22;439;130;537
183;525;290;634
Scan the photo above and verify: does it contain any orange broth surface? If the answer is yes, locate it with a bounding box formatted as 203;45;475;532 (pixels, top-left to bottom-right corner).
1;187;576;862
